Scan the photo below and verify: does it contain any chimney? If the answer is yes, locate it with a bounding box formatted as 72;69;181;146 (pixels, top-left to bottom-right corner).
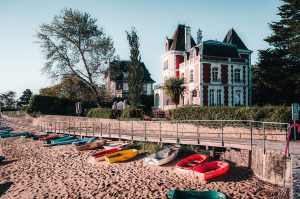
185;26;191;50
197;29;202;44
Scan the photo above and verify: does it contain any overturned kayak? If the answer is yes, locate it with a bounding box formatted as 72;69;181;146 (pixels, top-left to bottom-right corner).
46;138;79;146
39;135;59;141
74;140;106;151
176;154;209;174
105;149;139;164
144;146;179;166
48;136;74;144
0;128;13;134
191;161;230;181
92;147;122;162
20;133;34;138
166;190;227;199
103;142;128;150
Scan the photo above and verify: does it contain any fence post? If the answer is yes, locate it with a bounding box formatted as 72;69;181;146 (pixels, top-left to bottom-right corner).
159;121;162;146
197;121;200;145
263;123;266;154
119;120;121;140
176;121;179;144
79;122;82;138
73;122;75;135
221;121;224;147
54;122;57;133
85;122;88;136
68;122;71;135
92;122;95;137
250;121;253;151
108;121;111;138
144;121;147;141
131;121;134;141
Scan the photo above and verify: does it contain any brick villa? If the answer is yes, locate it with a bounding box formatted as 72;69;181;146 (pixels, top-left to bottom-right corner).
154;24;252;110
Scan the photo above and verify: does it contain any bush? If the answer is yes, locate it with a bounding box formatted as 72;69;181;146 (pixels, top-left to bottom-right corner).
87;108;121;119
120;107;143;119
27;95;101;116
171;105;291;123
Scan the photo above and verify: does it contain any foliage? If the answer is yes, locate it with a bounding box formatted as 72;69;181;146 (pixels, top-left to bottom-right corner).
120;107;143;119
164;77;186;107
17;89;33;107
126;28;144;107
36;8;117;106
0;91;16;108
27;95;100;116
124;142;163;154
87;108;121;119
253;0;300;105
171;105;291;123
39;74;97;101
141;94;154;115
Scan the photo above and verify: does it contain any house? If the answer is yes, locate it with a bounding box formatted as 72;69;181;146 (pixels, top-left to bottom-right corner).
106;60;155;98
154;24;252;110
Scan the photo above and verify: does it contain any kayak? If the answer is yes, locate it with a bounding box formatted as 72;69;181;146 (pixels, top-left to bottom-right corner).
144;146;179;166
0;128;13;134
32;134;48;140
20;133;34;138
39;135;59;141
46;138;79;146
0;132;31;138
91;147;122;162
103;142;128;150
105;149;139;164
48;136;74;144
72;137;96;145
191;161;230;181
166;190;227;199
176;154;209;174
74;140;106;151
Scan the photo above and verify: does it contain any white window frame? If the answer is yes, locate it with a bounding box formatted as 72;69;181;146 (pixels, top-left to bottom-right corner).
209;89;215;106
234;69;242;83
234;89;242;106
217;89;222;106
211;67;220;82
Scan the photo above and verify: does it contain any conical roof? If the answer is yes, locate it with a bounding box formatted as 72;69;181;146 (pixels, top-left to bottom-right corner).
169;24;196;51
223;28;248;50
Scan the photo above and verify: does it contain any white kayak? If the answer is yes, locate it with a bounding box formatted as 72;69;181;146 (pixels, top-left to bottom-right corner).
144;146;180;166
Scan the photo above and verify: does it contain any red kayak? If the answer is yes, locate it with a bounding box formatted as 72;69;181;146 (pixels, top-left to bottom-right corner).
175;154;208;174
191;161;229;181
38;135;59;141
91;147;122;162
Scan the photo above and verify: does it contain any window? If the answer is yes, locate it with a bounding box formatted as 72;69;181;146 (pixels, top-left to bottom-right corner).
212;67;220;82
143;84;147;93
163;61;168;70
190;93;194;105
123;72;128;80
234;69;241;82
189;70;194;83
217;89;222;106
209;89;215;106
234;90;242;106
181;73;185;81
154;94;159;107
123;83;128;91
116;82;122;90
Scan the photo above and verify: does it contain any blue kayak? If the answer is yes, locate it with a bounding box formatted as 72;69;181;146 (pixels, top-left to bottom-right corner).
47;138;96;147
0;132;31;138
49;136;74;144
0;128;13;134
72;137;96;145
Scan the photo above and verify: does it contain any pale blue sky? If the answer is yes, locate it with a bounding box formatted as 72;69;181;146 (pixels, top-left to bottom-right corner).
0;0;281;96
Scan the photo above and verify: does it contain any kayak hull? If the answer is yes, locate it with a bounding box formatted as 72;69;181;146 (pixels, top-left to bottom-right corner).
144;146;179;166
191;161;230;181
105;149;139;163
166;190;227;199
74;140;106;151
92;147;122;162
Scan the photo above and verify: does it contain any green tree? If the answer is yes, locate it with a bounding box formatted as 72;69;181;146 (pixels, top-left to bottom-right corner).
164;77;186;108
126;28;144;107
0;91;16;108
253;0;300;105
36;8;117;106
17;89;33;107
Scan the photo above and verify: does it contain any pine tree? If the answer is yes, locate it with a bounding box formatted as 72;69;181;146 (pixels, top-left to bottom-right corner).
253;0;300;105
18;89;33;107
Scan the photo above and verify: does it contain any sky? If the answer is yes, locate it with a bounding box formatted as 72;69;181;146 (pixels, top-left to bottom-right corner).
0;0;281;97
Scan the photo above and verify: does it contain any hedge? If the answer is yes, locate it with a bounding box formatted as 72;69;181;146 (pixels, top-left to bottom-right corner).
120;107;143;119
87;108;121;119
27;95;107;116
170;106;291;123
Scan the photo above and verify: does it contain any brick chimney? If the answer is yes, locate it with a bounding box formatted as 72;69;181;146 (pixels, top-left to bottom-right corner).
185;26;191;50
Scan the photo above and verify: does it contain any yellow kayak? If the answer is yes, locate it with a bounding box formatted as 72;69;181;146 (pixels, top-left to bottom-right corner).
104;149;139;164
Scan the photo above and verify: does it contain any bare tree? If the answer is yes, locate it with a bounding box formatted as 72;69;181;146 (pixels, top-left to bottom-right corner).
36;8;117;106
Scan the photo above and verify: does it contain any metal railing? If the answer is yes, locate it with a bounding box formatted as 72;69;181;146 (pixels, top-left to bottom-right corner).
37;119;290;153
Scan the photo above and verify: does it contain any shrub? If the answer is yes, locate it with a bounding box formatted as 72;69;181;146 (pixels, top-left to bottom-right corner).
120;107;143;119
87;108;121;119
171;105;291;123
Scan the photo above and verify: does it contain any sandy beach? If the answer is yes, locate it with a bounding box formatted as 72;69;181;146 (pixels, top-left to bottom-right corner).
0;130;286;199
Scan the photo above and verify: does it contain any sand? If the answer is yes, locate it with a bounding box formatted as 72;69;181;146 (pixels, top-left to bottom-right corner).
0;129;287;198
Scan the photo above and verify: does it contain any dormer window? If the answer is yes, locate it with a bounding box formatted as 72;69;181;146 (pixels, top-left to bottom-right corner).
212;67;220;82
189;70;194;83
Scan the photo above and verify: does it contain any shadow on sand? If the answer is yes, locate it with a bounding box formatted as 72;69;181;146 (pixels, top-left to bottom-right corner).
0;182;13;197
0;159;18;166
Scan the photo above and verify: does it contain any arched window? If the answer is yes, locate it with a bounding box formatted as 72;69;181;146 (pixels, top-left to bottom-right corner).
154;94;159;107
212;67;219;82
189;70;194;83
234;69;241;82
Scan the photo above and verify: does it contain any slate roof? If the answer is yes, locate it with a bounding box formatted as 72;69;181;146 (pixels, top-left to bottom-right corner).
223;28;248;50
168;24;196;51
202;40;240;58
108;60;155;83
